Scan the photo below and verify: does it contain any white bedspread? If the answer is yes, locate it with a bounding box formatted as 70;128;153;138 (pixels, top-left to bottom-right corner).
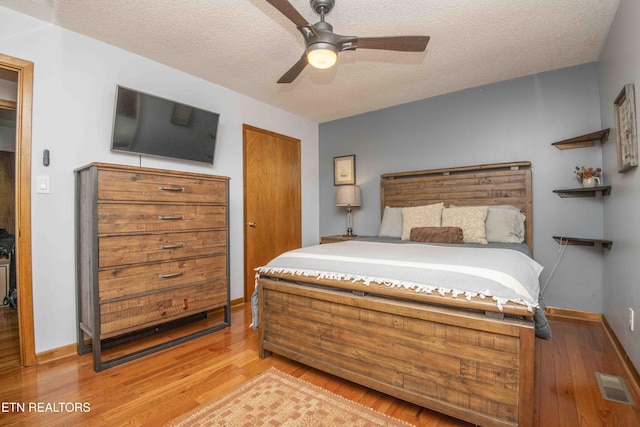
256;240;543;312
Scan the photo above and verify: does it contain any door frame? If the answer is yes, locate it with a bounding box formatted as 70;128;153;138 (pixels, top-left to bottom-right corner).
0;53;35;366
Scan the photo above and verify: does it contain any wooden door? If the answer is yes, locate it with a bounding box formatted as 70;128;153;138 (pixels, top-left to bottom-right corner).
243;125;301;300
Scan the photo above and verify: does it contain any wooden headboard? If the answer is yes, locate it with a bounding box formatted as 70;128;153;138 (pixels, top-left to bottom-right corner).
380;161;533;248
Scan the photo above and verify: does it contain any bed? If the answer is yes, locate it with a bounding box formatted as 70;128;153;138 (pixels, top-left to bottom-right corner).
256;161;542;427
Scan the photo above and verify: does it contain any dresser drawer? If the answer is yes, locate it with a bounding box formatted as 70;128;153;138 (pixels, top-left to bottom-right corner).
99;255;227;301
99;279;228;338
99;230;227;268
97;169;227;203
98;203;226;234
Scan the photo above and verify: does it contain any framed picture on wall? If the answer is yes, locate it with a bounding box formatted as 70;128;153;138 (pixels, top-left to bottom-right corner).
614;83;638;173
334;155;356;185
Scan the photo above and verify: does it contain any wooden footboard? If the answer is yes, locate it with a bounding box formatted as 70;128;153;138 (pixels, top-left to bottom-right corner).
258;277;535;427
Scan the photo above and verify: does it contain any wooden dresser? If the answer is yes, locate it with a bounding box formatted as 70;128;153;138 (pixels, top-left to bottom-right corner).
75;163;230;371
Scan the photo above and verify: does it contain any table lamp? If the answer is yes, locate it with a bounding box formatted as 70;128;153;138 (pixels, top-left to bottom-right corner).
335;185;362;237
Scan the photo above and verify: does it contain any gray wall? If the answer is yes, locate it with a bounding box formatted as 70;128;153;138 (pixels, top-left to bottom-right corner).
319;63;606;314
598;0;640;373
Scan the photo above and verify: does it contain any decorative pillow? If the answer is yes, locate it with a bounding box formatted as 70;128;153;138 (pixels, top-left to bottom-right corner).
410;227;464;244
485;206;526;243
378;206;403;238
401;203;444;240
442;206;489;244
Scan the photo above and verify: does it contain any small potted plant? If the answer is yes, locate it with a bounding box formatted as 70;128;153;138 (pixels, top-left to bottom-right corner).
575;166;602;187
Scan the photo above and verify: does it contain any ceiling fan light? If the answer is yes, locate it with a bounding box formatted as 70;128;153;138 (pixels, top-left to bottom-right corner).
306;43;338;69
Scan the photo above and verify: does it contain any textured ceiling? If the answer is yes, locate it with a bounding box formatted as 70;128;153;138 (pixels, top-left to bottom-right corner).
0;0;620;123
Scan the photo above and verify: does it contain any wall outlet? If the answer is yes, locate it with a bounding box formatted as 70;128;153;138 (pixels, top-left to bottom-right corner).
630;308;635;332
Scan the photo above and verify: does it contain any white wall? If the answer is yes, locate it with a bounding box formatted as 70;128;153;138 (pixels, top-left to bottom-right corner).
0;78;17;151
598;0;640;372
0;79;16;101
319;63;605;314
0;7;319;353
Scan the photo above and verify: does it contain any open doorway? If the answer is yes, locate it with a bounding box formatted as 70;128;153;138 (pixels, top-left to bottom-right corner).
0;74;19;369
0;53;35;368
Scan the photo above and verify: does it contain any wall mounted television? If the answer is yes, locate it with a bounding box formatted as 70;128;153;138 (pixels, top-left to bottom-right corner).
111;85;220;164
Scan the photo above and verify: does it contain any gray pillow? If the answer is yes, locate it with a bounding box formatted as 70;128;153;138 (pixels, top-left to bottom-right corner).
485;205;525;243
378;206;403;238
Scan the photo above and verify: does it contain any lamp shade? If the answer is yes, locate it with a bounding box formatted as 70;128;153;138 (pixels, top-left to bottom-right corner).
307;43;338;69
335;185;361;207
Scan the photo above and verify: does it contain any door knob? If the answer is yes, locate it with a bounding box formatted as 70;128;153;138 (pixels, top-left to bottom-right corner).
247;221;257;228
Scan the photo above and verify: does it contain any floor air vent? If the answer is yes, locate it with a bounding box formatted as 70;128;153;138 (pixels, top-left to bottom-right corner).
595;372;635;406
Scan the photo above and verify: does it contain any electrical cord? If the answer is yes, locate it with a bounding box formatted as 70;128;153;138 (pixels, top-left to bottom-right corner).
540;236;569;295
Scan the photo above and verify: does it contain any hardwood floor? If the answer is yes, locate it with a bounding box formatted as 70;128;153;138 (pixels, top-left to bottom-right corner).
0;303;639;426
0;307;20;370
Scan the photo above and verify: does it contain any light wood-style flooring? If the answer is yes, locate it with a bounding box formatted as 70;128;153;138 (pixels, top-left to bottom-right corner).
0;307;20;370
0;304;639;426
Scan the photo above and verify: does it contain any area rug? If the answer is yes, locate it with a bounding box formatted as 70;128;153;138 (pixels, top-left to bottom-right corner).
168;368;412;426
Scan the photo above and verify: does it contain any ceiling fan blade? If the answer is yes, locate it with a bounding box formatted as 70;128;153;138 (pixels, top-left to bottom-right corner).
277;55;308;84
354;36;430;52
266;0;310;29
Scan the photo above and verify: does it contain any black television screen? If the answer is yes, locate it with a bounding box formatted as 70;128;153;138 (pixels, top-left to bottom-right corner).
111;86;220;164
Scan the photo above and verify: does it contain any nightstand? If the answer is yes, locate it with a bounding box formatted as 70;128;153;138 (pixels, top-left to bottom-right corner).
320;235;371;244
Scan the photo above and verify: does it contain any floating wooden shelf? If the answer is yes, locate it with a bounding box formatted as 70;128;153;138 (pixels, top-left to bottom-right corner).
553;186;611;198
551;129;610;150
553;236;613;250
552;130;612;251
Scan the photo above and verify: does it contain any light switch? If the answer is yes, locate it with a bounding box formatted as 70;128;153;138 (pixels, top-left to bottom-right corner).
36;175;50;194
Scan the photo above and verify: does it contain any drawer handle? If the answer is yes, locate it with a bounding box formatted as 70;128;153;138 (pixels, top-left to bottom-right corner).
158;186;185;192
158;243;186;249
183;298;189;309
159;271;185;279
158;304;167;316
157;215;185;220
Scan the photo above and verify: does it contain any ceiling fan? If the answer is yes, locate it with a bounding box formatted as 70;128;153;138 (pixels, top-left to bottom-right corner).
266;0;430;83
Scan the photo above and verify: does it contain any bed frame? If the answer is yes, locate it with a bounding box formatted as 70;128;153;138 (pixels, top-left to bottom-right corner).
258;162;535;427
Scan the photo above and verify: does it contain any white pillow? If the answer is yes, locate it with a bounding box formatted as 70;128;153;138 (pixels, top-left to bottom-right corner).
401;203;444;240
378;206;403;238
442;206;489;244
485;206;526;243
